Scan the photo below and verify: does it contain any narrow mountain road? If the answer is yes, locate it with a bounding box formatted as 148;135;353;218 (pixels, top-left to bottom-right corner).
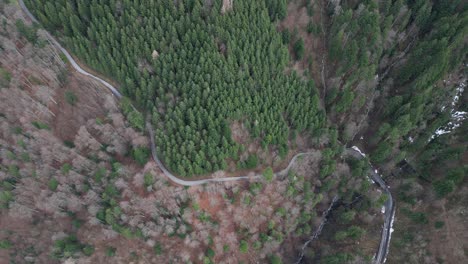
148;121;318;185
18;0;122;99
19;2;394;263
19;0;311;186
147;122;259;185
295;148;395;264
345;147;395;264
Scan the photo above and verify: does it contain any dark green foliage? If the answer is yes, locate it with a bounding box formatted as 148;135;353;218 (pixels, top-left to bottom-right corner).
402;208;429;224
375;193;389;208
369;1;467;163
153;243;163;255
63;140;75;148
371;141;392;164
93;167;106;183
105;247;116;257
328;2;381;80
61;163;72;174
103;184;119;199
120;97;145;131
223;244;230;252
65;90;78;105
0;240;12;249
319;147;337;178
72;218;83;229
433;179;454;198
205;248;215;258
346;226;365;239
240;154;258;169
447;167;466;185
346;157;368;177
293;38;305;60
144;172;154;187
306;22;320;35
25;0;325;177
249;182;263;195
239;240;248;253
265;0;287;21
82;245;95;256
322;253;354;264
31;121;50;130
12;126;22;134
325;87;338;106
434;221;444;229
0;67;11;88
333;230;347;240
270;254;283;264
15;19;37;43
306;22;314;33
410;212;428;224
334;226;365;240
0;190;13;208
413;123;466;197
262;167;274;182
52;235;93;259
334;88;355;113
127;110;145;131
306;1;315;16
48;178;59;191
339;210;356;224
325;0;399;130
281;29;291;44
132;147;150;166
8;164;20;177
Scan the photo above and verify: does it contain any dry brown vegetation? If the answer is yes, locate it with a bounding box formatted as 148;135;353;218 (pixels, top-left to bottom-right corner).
388;179;468;264
0;5;382;263
279;0;327;86
0;2;428;263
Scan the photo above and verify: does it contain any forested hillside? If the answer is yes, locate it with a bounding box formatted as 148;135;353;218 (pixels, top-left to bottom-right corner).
319;1;467;263
3;0;467;263
24;0;325;177
0;4;341;262
323;0;466;166
367;2;466;166
388;108;467;263
1;2;387;263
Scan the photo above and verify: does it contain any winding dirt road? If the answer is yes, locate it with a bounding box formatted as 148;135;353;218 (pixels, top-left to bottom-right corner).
148;121;319;185
18;0;313;186
19;0;122;99
19;2;394;262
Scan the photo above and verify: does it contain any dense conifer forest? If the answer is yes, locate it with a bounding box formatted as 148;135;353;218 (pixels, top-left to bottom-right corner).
1;0;466;263
24;0;324;177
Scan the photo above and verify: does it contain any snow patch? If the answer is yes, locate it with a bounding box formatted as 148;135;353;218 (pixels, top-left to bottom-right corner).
430;111;467;139
352;146;366;157
431;81;467;140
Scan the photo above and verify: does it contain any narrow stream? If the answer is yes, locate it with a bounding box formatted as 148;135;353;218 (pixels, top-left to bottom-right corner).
295;195;339;264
